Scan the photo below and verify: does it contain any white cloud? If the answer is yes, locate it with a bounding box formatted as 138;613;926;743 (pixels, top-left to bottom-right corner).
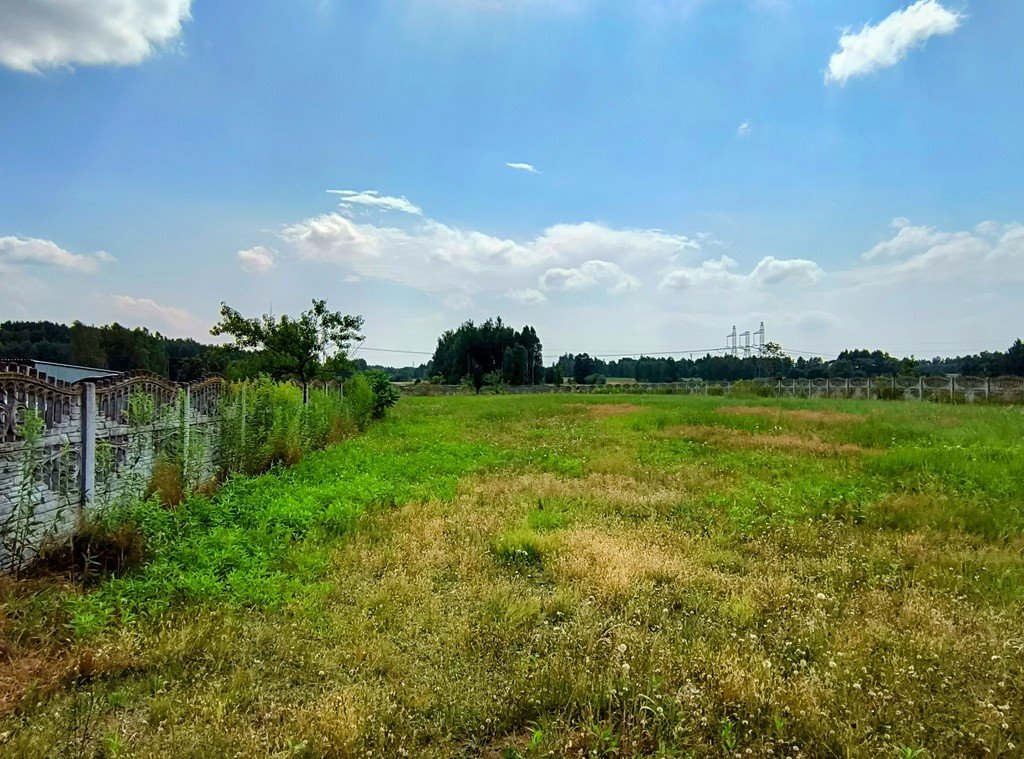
506;162;540;174
281;197;699;301
0;236;114;272
236;245;279;274
854;219;1024;284
750;256;823;285
327;189;423;215
506;288;548;305
862;217;955;260
825;0;963;85
0;0;192;74
533;222;699;263
112;295;203;334
660;255;822;290
737;120;752;137
540;260;640;295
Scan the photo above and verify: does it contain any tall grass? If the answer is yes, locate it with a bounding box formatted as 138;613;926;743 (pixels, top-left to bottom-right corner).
216;378;353;477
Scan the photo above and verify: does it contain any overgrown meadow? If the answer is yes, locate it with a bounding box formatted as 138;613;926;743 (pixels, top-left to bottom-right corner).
1;394;1022;757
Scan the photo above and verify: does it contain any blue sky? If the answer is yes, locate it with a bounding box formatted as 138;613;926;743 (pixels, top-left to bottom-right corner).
1;0;1022;364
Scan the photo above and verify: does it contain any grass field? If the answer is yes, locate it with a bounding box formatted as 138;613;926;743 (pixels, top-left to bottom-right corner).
2;394;1023;757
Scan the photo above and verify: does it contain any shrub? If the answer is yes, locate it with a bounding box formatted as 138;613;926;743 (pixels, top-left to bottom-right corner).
362;369;400;418
345;374;374;431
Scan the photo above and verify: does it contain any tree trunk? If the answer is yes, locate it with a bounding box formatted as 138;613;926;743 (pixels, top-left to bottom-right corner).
302;382;309;405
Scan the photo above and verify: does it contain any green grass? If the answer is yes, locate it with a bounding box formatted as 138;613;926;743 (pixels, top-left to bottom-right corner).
1;394;1023;757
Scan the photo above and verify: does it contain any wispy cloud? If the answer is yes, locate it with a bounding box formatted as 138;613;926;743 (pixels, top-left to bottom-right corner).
327;189;423;215
506;162;540;174
825;0;964;86
737;120;752;137
0;236;114;272
0;0;192;74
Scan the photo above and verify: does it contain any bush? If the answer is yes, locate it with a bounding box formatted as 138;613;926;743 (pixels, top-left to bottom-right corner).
218;378;350;475
362;369;400;418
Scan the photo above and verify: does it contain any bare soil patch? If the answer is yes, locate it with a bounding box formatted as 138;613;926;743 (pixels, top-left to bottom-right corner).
719;405;864;424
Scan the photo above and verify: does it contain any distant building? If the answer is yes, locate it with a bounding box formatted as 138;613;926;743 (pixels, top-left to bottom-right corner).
0;359;120;384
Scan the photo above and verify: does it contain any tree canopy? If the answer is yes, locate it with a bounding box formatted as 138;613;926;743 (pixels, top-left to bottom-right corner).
430;318;543;391
211;299;363;402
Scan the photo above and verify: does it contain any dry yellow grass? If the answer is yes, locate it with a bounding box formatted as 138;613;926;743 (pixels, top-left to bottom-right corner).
719;405;865;424
667;423;865;455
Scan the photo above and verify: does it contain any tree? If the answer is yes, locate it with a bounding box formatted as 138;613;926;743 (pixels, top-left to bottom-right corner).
211;299;363;403
429;318;543;386
761;342;787;378
573;353;594;384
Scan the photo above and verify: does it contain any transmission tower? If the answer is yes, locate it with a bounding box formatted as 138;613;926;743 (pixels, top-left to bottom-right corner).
754;321;765;355
726;325;738;357
739;330;752;358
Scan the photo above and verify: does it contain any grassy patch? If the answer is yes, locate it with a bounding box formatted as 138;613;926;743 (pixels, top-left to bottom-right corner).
2;394;1023;757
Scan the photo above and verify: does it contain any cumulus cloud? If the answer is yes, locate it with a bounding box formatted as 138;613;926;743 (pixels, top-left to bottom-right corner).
854;219;1024;283
825;0;963;85
0;236;114;272
112;295;202;334
506;288;548;305
281;194;699;302
540;260;640;295
506;162;540;173
327;190;423;215
750;256;823;285
862;217;956;260
236;245;279;274
660;255;822;290
0;0;192;74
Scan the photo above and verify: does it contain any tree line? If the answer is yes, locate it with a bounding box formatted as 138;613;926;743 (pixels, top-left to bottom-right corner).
553;342;1024;383
3;318;1023;385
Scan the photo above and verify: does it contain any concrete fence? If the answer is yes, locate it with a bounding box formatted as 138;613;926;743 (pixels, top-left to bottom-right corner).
0;364;225;573
401;375;1024;402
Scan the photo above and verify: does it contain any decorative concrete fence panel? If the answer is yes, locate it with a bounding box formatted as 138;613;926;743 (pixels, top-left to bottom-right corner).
0;365;225;574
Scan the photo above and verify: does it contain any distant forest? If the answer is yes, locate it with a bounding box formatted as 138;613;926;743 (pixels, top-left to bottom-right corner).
2;319;1022;384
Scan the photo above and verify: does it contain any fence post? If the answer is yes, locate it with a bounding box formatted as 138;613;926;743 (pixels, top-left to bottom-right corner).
985;377;990;401
867;376;872;399
825;377;830;397
949;376;955;402
79;382;96;524
918;376;924;400
181;385;191;485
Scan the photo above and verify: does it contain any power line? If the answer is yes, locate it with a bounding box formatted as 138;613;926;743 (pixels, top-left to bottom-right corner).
358;347;434;356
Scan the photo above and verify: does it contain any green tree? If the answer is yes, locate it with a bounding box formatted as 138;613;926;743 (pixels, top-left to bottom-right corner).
69;321;106;368
573;353;594;384
211;299;363;403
